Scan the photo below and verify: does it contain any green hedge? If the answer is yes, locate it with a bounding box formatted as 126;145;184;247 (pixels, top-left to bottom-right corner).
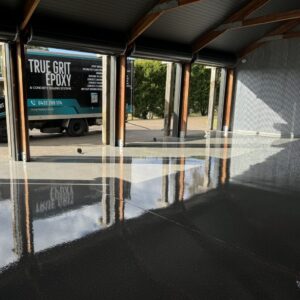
133;60;211;119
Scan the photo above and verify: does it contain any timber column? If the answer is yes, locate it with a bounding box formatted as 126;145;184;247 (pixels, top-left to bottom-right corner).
16;37;30;161
223;68;235;136
179;63;191;139
116;55;127;147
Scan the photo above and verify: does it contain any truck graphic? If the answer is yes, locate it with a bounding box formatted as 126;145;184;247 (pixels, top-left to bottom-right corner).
0;50;133;142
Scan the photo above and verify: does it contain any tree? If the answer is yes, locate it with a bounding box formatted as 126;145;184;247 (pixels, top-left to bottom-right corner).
133;59;166;119
189;64;211;116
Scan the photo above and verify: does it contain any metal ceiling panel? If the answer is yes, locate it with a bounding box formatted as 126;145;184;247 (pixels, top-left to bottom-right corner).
30;16;126;55
34;0;157;33
196;49;237;67
247;0;300;18
208;23;278;53
131;38;192;62
142;0;249;44
1;0;300;63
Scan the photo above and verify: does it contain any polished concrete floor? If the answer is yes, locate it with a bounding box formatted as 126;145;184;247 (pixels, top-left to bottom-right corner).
0;132;300;299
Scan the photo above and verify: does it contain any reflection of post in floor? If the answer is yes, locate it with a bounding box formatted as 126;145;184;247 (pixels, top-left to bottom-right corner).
221;136;230;185
203;137;211;188
11;163;34;257
117;151;125;222
178;156;185;201
173;156;186;202
101;147;114;227
161;158;170;204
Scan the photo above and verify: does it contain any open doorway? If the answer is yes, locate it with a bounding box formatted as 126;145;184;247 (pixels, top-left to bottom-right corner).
187;64;223;137
126;58;167;144
24;46;103;161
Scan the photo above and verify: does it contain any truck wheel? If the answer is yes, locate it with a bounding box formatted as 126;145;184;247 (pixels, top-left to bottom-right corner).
67;119;88;137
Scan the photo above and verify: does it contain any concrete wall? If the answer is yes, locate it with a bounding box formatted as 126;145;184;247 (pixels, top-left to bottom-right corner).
233;38;300;138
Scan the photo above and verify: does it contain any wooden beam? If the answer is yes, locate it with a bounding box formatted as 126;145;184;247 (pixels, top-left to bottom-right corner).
239;20;300;58
283;31;300;39
192;0;270;53
242;9;300;28
20;0;40;31
128;0;202;45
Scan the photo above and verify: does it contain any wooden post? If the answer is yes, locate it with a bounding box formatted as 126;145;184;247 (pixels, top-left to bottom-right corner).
164;63;175;136
223;69;235;136
179;63;191;138
16;38;30;161
207;67;217;131
117;55;126;147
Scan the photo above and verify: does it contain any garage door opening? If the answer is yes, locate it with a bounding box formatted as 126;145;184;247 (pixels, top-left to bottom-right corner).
25;46;103;161
126;58;167;145
187;64;224;138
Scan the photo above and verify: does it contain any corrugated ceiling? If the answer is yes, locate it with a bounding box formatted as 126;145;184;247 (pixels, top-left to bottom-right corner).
35;0;157;32
143;0;249;44
0;0;299;59
209;24;277;53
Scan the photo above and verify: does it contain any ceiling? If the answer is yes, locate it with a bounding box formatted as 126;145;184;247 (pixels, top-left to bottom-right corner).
0;0;299;64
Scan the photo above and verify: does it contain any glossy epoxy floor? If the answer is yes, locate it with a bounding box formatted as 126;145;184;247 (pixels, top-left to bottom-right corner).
1;133;300;299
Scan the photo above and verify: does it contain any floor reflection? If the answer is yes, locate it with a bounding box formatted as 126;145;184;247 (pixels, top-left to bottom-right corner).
1;134;300;299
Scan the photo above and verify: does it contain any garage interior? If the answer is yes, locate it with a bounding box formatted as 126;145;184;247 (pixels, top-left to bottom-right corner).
1;0;300;298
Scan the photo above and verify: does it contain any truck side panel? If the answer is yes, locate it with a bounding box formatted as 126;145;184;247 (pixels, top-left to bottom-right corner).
26;52;102;118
